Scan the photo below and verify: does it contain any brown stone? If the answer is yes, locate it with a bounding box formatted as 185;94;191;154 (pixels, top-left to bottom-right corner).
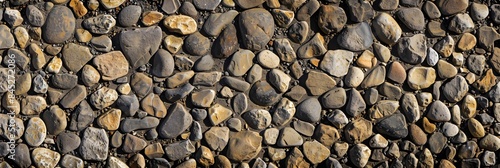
457;33;476;51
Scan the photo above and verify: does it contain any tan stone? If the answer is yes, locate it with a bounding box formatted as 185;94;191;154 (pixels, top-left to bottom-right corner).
164;35;183;54
164;15;197;35
144;143;164;159
422;117;436;133
93;51;129;81
457;33;476;51
461;94;477;118
356;50;377;69
70;0;88;18
196;146;214;167
99;0;126;9
76;28;92;42
14;27;29;49
468;118;485;138
32;148;61;168
407;67;436;90
142;11;163;26
208;104;233;126
473;69;497;93
97;109;121;131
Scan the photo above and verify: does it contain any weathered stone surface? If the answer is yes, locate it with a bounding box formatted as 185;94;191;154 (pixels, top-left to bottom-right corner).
93;51;129;81
80;127;108;161
43;6;75;44
119;26;162;68
239;8;274;51
158;103;193;139
226;131;262;162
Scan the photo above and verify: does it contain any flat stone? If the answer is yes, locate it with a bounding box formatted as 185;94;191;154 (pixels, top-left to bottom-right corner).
191;89;215;108
162;0;181;14
207;104;233;125
226;131;262;161
360;65;386;88
120;117;159;133
471;3;488;21
164;35;183;54
321;88;346;109
24;117;46;147
202;10;238;37
273;38;296;63
314;124;340;147
60;155;84;168
212;24;239;58
442;76;469;102
96;109;121;131
297;33;326;58
337;22;373;51
320;50;354;77
26;5;45;27
80;127;108;161
457;33;477;51
204;127;229;151
344;118;372;143
93;51;129;81
89;87;118;109
397;34;427;64
407;67;436;90
0;25;14;49
427;100;451;122
221;76;250;92
277;127;303;147
130;73;153;98
99;0;125;9
375;113;408;139
423;1;441;19
477;26;500;51
192;71;222;86
272;98;295;126
346;89;366;117
42;105;67;135
257;50;280;69
122;134;147;153
56;132;81;154
303;140;330;164
304;71;336;95
11;144;31;167
141;11;163;26
184;32;210;56
468;118;485;138
177;1;197;18
21;96;47;115
427;21;446;37
396;8;425;31
437;60;457;79
32;148;60;168
166;71;195;88
267;69;291;93
120;26;162;68
158;103;192;139
164;140;195;161
474;69;497;93
239;8;274;51
90;35;112;52
69;101;95;131
62;43;93;72
43;6;75;43
118;5;141;27
249;81;281;106
435;0;468;16
467;55;486;75
226;49;255;76
344;67;364;88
